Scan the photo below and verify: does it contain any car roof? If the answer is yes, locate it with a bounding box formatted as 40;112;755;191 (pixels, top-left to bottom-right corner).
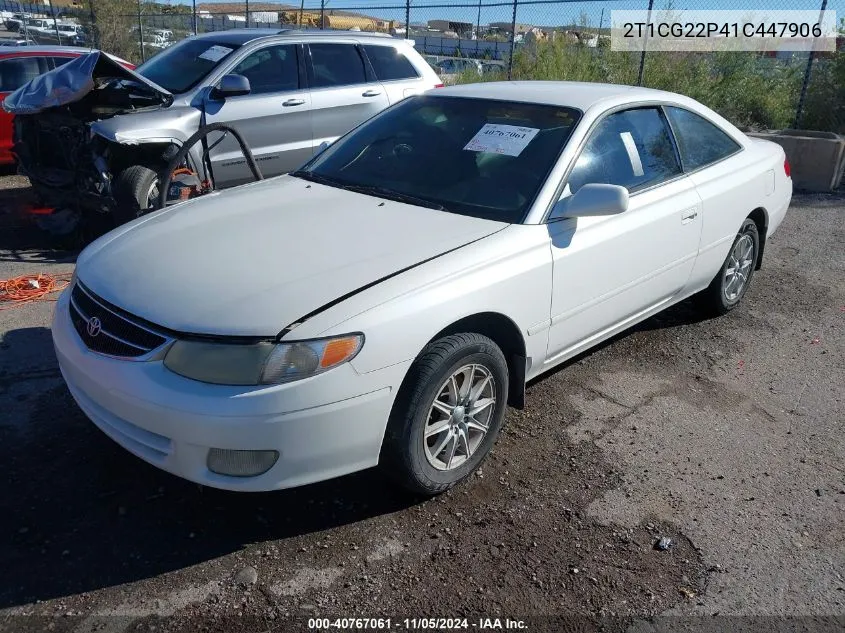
0;45;93;55
194;27;396;46
434;80;685;112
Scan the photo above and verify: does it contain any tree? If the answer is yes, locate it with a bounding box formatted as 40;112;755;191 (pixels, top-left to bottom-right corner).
81;0;142;64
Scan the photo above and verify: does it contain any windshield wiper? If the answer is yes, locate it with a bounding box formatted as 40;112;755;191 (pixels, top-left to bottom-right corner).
290;169;348;188
340;184;446;211
290;171;447;211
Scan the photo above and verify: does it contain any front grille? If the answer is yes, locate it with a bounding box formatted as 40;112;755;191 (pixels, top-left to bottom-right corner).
69;283;168;358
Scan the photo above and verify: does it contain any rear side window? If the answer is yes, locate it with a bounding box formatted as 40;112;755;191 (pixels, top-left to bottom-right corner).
666;106;741;171
50;56;76;69
230;45;299;94
309;43;367;88
567;107;681;193
363;45;419;81
0;56;43;92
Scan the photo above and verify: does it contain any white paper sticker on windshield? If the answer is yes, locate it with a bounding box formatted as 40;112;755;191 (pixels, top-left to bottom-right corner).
619;131;644;177
463;124;540;157
198;45;233;62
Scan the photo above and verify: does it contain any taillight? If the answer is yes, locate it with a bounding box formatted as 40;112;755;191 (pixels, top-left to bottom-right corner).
434;83;445;88
784;158;791;178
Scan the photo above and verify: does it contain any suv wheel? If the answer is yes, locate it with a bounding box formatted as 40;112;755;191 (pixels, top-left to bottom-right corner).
113;165;161;226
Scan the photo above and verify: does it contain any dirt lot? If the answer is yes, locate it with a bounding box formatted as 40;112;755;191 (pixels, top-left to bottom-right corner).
0;175;843;633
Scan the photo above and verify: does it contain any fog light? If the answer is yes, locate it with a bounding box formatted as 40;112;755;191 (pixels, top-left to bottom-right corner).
207;449;279;477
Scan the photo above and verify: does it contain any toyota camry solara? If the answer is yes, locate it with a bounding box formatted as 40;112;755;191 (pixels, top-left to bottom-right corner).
53;81;792;496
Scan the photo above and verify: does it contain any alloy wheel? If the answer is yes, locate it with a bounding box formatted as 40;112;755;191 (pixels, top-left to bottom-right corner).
423;363;497;471
723;234;754;302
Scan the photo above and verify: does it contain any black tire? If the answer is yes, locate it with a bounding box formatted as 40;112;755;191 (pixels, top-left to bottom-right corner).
696;218;760;316
380;333;509;496
113;165;161;226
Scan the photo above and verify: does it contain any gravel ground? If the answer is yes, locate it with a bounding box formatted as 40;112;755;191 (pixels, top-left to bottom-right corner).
0;176;843;633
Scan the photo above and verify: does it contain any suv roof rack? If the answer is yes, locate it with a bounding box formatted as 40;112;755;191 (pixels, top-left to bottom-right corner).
274;27;394;38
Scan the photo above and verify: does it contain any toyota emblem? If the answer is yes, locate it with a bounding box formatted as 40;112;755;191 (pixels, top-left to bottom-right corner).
87;316;102;337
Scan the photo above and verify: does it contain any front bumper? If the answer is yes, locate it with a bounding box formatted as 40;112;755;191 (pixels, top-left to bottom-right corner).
52;289;407;491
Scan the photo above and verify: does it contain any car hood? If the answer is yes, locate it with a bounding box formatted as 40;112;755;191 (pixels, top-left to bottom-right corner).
77;176;507;337
2;50;171;115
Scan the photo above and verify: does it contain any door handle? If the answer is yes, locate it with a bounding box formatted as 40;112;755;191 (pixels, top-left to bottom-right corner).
283;98;305;107
362;90;381;97
681;208;698;223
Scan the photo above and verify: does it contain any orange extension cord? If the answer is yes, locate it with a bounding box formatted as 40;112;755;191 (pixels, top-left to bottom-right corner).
0;273;73;310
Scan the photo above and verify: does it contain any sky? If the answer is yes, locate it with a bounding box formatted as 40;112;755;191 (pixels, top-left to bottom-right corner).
175;0;841;30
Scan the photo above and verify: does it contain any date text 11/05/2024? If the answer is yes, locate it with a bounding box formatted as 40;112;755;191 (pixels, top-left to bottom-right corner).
308;618;528;630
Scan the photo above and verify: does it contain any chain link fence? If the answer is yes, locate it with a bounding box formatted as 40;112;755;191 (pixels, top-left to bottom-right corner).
0;0;842;132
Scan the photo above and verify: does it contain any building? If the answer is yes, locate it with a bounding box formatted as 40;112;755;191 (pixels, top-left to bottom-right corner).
427;19;473;38
488;21;533;36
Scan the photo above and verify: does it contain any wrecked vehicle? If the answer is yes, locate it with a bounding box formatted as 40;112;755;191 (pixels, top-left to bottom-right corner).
4;29;442;236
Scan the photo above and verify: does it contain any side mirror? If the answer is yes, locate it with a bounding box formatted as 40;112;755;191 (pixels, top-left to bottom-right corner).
210;74;251;100
316;140;331;155
549;183;629;220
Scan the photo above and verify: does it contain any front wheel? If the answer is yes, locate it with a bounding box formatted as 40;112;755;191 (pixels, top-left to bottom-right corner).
696;218;759;316
380;333;509;496
112;165;161;226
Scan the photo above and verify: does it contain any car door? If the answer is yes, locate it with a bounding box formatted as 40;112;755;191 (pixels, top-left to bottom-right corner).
545;106;703;364
662;106;749;291
306;41;390;152
203;43;313;187
361;43;425;103
0;54;49;163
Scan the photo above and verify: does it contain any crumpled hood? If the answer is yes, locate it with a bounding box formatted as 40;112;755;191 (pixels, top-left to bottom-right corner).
2;51;171;115
77;176;506;336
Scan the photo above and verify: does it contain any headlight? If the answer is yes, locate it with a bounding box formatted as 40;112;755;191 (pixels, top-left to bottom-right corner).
162;334;363;386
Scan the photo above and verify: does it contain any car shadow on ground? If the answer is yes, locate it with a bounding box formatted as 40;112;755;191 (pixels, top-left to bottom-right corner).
1;299;715;608
0;184;81;264
0;326;420;609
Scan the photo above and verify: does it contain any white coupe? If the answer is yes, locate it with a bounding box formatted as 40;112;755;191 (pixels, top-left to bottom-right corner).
53;81;792;495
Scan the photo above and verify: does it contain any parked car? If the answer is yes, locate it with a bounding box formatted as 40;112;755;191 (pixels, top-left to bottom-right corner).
435;57;483;84
480;61;505;75
8;28;443;227
0;46;134;166
4;13;30;32
30;22;88;46
0;37;36;47
52;82;792;495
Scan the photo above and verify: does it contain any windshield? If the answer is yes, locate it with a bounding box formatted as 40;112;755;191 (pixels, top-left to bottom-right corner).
135;38;241;93
297;95;580;223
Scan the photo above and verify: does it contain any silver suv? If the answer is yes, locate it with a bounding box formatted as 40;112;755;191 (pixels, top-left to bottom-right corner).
11;28;443;226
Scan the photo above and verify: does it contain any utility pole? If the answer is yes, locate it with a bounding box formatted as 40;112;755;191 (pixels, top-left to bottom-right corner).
137;0;145;62
637;0;654;86
245;0;249;27
476;0;482;49
794;0;829;128
192;0;197;35
47;0;61;44
404;0;410;39
506;0;517;79
299;0;304;27
86;0;98;48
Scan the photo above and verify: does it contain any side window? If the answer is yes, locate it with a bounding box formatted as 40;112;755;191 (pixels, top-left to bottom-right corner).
230;45;299;95
363;44;419;81
566;107;681;194
309;43;367;88
0;57;44;92
50;56;75;69
666;106;741;171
